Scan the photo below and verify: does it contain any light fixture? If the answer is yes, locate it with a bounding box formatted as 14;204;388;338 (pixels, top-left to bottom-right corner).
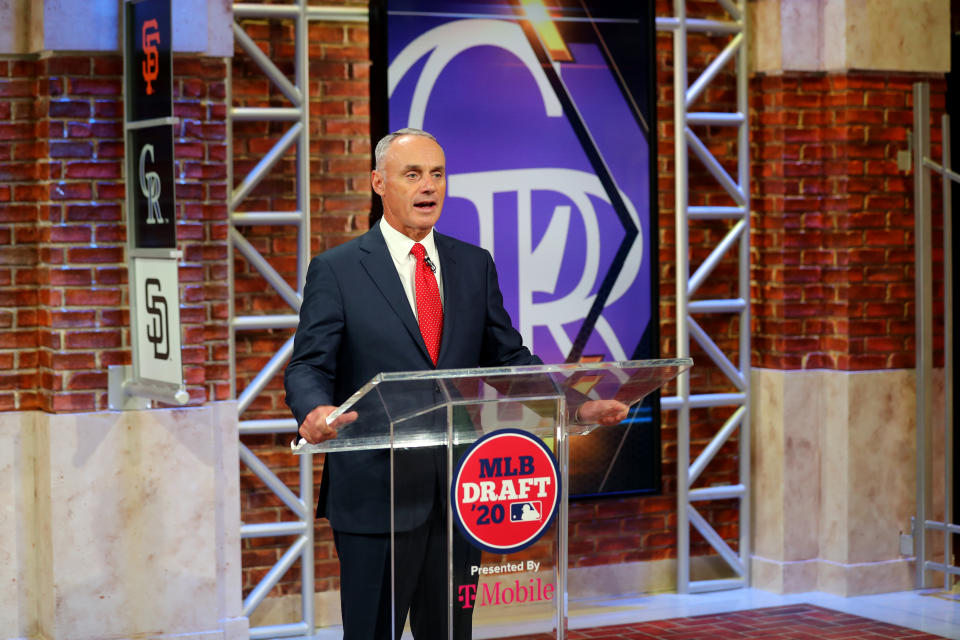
520;0;573;62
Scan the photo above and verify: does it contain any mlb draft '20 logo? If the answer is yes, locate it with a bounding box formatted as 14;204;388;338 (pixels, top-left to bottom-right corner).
452;429;560;553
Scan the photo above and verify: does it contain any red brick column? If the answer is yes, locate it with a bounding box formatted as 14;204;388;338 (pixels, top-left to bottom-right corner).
0;58;43;411
752;73;946;371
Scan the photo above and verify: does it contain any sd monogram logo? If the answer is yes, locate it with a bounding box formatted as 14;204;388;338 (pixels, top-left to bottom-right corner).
144;278;170;360
141;18;160;96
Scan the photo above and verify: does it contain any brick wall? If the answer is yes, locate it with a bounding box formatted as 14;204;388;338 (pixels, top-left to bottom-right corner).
0;53;230;412
0;58;43;412
751;73;946;371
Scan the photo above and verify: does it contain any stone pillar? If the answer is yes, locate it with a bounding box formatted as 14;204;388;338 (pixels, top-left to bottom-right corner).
750;369;941;594
0;0;233;56
0;403;247;639
748;0;950;595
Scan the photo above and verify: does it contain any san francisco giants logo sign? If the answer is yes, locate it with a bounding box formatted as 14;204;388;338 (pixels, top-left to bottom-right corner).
142;18;160;96
452;429;561;553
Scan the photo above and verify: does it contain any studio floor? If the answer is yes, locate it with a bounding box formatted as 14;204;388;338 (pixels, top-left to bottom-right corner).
311;588;960;639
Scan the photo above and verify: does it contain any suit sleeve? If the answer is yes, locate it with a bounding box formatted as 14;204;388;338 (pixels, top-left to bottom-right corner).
479;251;542;367
284;255;342;425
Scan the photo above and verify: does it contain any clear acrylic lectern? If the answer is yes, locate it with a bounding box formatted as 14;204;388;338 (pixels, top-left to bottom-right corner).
293;358;692;639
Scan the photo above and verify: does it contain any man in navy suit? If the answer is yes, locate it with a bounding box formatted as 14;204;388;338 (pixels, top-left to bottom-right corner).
284;128;542;639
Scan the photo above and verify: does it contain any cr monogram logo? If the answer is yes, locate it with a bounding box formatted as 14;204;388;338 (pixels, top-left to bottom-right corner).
141;18;160;96
138;144;165;225
144;278;170;360
388;18;648;363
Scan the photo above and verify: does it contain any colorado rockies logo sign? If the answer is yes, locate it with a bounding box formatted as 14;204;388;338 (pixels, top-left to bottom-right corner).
452;429;561;553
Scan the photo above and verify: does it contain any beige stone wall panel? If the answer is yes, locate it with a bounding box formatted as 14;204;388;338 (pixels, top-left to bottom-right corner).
749;0;950;73
751;368;935;595
0;404;246;640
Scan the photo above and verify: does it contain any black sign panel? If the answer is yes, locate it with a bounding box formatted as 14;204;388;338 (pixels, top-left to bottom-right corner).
129;125;176;248
125;0;172;122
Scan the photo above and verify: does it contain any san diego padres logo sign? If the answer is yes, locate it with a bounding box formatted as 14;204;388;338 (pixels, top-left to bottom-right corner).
452;429;561;553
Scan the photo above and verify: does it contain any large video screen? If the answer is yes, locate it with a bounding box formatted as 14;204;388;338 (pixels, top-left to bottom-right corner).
371;0;661;496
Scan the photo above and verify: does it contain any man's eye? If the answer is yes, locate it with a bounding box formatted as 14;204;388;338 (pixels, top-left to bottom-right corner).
406;173;418;179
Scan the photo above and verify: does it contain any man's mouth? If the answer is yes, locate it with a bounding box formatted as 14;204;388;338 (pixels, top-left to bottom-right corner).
414;201;436;210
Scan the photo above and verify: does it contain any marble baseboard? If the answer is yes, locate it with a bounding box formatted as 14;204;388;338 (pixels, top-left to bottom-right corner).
817;558;916;597
752;555;915;596
751;556;819;594
249;590;342;629
115;617;249;640
570;556;734;599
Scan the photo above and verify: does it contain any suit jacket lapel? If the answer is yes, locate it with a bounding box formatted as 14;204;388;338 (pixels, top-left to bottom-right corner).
435;232;462;367
359;225;433;364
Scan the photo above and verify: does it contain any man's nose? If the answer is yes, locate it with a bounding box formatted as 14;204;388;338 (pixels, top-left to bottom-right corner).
421;175;439;192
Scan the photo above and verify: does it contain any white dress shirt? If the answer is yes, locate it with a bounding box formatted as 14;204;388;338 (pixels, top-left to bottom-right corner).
379;216;444;320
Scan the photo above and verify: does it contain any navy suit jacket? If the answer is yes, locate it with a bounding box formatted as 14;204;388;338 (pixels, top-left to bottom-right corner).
284;224;540;534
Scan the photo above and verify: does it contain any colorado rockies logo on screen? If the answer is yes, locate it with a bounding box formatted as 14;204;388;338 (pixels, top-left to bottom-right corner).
452;429;560;553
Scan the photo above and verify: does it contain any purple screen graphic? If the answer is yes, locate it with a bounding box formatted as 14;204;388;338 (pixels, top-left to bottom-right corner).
386;6;654;366
380;1;662;498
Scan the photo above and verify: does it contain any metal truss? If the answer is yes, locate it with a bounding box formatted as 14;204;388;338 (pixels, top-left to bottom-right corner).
228;2;751;635
656;0;751;593
228;2;365;638
913;82;956;590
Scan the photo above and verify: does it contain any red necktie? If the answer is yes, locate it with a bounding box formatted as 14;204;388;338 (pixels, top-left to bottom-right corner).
411;242;443;365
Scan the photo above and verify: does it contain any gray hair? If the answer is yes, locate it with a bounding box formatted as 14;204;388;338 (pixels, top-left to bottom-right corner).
374;128;438;171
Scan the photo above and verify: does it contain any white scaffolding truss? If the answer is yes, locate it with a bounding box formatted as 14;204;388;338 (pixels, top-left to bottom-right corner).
656;0;751;593
228;2;365;638
227;0;751;634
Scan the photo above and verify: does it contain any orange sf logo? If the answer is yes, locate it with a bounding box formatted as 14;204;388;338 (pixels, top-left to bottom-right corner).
142;19;160;95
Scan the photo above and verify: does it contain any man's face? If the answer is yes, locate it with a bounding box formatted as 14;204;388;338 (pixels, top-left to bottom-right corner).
372;134;446;241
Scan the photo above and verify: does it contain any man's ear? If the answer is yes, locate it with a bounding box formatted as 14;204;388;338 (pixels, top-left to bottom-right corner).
371;170;385;196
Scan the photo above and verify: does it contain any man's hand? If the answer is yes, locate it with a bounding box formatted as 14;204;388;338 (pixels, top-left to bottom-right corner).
576;399;630;427
299;405;359;444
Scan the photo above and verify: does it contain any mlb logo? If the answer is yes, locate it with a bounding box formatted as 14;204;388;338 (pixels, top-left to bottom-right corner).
510;501;542;523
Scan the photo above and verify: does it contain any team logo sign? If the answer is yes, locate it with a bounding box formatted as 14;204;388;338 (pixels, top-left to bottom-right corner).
452;429;561;553
141;18;160;95
144;277;170;360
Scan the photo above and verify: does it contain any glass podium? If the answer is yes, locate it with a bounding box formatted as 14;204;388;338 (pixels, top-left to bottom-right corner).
293;358;692;639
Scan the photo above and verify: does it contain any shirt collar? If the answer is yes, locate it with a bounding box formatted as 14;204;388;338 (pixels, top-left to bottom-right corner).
380;216;439;264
